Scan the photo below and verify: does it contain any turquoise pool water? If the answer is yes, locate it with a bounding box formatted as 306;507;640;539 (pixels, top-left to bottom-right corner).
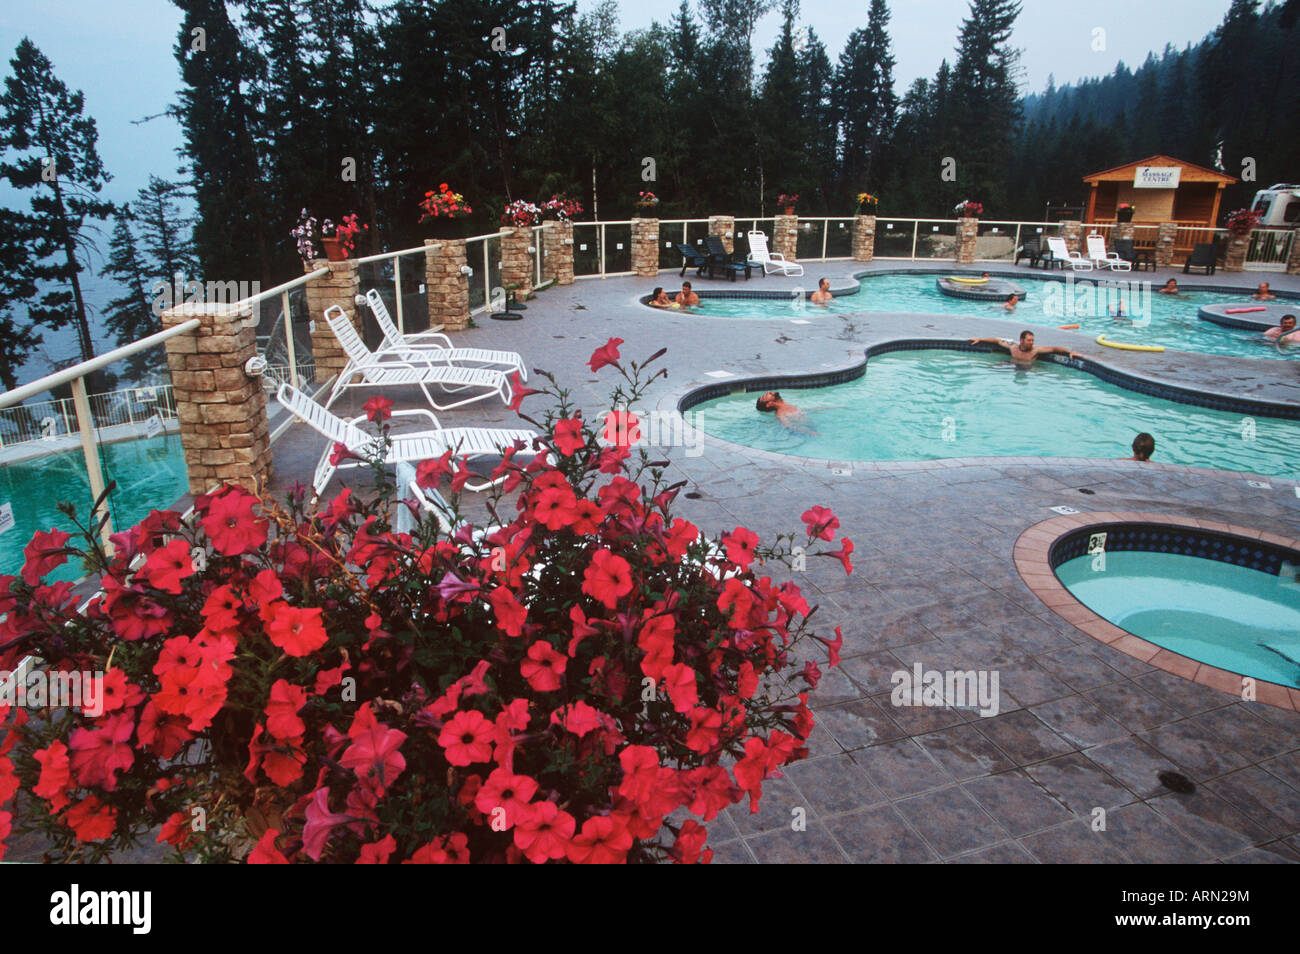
1055;551;1300;689
688;350;1300;477
0;435;188;582
684;275;1298;361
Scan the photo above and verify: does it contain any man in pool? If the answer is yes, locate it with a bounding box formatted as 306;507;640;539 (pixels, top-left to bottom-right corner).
1156;279;1180;295
1125;432;1155;461
1264;313;1299;344
755;391;806;426
1002;293;1019;313
810;278;833;304
968;330;1080;365
1253;282;1276;301
676;281;700;306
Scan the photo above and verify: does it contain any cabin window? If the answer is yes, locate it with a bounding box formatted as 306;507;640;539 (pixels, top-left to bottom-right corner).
1284;199;1300;225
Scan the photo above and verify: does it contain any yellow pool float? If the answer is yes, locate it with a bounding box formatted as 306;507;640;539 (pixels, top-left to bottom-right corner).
1096;334;1164;353
947;276;989;285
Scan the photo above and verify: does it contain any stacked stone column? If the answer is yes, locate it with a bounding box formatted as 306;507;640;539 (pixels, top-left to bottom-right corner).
425;239;471;331
500;226;534;303
162;303;272;495
304;260;360;382
1059;220;1083;254
543;221;575;285
1289;228;1300;275
631;217;660;277
1114;222;1135;244
852;215;876;262
773;214;798;262
1223;232;1250;272
1154;222;1178;269
954;217;979;265
708;215;735;254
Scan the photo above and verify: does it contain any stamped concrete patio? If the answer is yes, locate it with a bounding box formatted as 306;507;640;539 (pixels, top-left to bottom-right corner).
270;259;1300;864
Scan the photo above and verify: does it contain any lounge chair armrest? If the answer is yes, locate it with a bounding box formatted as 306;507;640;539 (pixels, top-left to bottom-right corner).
402;331;455;349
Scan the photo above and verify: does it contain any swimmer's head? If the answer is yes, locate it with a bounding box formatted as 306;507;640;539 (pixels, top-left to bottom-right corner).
1018;330;1034;348
755;391;780;413
1281;314;1296;333
1131;432;1155;461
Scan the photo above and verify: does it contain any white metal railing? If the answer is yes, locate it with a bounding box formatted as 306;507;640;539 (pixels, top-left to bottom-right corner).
1245;228;1295;271
0;384;178;452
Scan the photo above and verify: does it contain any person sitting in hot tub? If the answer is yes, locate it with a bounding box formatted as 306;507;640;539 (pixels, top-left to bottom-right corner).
810;278;834;304
675;281;700;307
1264;313;1299;344
1253;282;1276;301
756;391;804;424
648;287;674;308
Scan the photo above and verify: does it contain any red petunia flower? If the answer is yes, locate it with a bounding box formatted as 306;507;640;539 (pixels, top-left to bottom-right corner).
21;528;72;586
200;488;268;556
825;537;854;575
486;585;528;637
514;800;576;863
582;548;633;609
587;337;624;373
474;767;538;829
800;505;839;541
265;679;307;740
670;819;713;864
549;700;603;738
357;834;397;864
363;395;393;423
248;828;290;864
138;538;193;594
264;602;328;657
507;372;541;412
722;526;760;569
202;584;242;631
33;741;72;813
438;709;495;766
416;450;455;490
520;640;567;692
820;626;844;667
552;418;586;456
661;663;698;714
565;813;633;864
404;833;470;864
68;712;135;791
63;795;117;842
601;409;641;448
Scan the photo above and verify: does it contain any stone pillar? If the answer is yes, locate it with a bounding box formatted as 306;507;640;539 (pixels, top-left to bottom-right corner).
1224;232;1250;272
303;260;360;383
708;215;735;254
161;303;272;496
631;217;659;277
1059;220;1083;254
954;216;979;265
543;221;575;285
425;239;471;331
1288;228;1300;275
1154;222;1178;269
852;214;876;262
773;214;799;262
1114;222;1136;244
500;226;534;303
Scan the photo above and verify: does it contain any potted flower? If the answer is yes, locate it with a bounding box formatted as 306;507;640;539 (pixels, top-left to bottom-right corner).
634;191;659;215
778;193;799;215
1224;208;1262;235
500;200;542;228
954;200;984;218
0;341;847;864
1116;202;1135;224
292;210;369;265
856;193;879;214
540;193;584;221
419;183;474;239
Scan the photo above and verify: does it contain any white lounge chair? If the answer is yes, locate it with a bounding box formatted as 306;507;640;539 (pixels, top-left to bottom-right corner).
277;383;541;496
365;289;528;380
1046;236;1093;272
747;230;803;276
324;305;511;411
1085;234;1131;272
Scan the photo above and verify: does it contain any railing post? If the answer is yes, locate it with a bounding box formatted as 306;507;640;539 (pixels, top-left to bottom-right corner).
544;221;574;285
1224;230;1250;272
303;260;360;383
394;263;404;335
708;215;735;254
424;239;472;332
821;220;828;260
1288;227;1300;275
500;226;534;303
852;215;876;262
1154;222;1178;269
70;376;114;552
281;289;299;390
599;224;606;277
910;223;919;260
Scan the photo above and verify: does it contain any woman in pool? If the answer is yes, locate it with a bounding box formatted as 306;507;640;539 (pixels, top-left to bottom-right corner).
1156;279;1180;295
648;287;675;308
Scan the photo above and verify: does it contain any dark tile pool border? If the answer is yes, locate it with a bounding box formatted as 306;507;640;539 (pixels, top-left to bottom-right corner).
1014;512;1300;712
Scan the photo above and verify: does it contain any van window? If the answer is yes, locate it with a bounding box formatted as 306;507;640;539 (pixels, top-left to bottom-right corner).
1255;197;1271;214
1285;199;1300;225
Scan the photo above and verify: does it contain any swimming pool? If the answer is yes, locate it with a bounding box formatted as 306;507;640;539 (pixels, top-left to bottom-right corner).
0;435;188;582
686;349;1300;477
1055;550;1300;690
679;274;1298;361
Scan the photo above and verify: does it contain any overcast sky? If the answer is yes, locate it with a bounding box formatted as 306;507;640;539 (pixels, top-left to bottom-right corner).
0;0;1237;208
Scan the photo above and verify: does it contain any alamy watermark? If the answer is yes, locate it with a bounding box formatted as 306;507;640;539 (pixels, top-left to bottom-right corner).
890;663;1001;717
1040;274;1151;323
151;275;262;318
599;405;704;458
1;668;105;716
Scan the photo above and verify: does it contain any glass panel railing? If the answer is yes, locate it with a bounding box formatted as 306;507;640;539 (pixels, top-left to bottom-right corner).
975;222;1019;262
914;221;958;260
825;218;853;258
795;219;825;260
874;219;917;258
603;223;632;273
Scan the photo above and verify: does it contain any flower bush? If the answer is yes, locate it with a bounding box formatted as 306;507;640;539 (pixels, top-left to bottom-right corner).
634;191;659;212
777;193;799;211
954;200;984;217
291;210;369;264
1224;207;1262;236
419;183;472;222
0;341;848;864
856;192;878;213
540;194;583;221
501;200;542;227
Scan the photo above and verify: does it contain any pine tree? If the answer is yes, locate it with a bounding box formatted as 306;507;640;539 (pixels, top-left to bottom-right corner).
100;214;159;381
832;0;897;198
799;28;838;210
0;207;43;391
757;0;805;212
133;176;197;291
0;38;115;366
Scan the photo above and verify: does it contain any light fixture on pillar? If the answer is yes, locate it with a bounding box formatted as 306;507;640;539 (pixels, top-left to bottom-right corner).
244;355;267;377
460;265;474;276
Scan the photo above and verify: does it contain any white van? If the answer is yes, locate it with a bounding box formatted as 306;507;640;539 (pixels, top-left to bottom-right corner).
1251;184;1300;228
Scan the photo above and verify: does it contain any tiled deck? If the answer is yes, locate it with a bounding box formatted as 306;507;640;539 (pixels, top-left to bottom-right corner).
272;260;1300;863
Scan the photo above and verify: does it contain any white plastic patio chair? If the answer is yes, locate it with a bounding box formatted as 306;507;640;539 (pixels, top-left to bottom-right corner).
365;289;528;380
1085;234;1131;272
277;383;540;497
1046;236;1093;272
324;305;511;411
746;230;803;276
